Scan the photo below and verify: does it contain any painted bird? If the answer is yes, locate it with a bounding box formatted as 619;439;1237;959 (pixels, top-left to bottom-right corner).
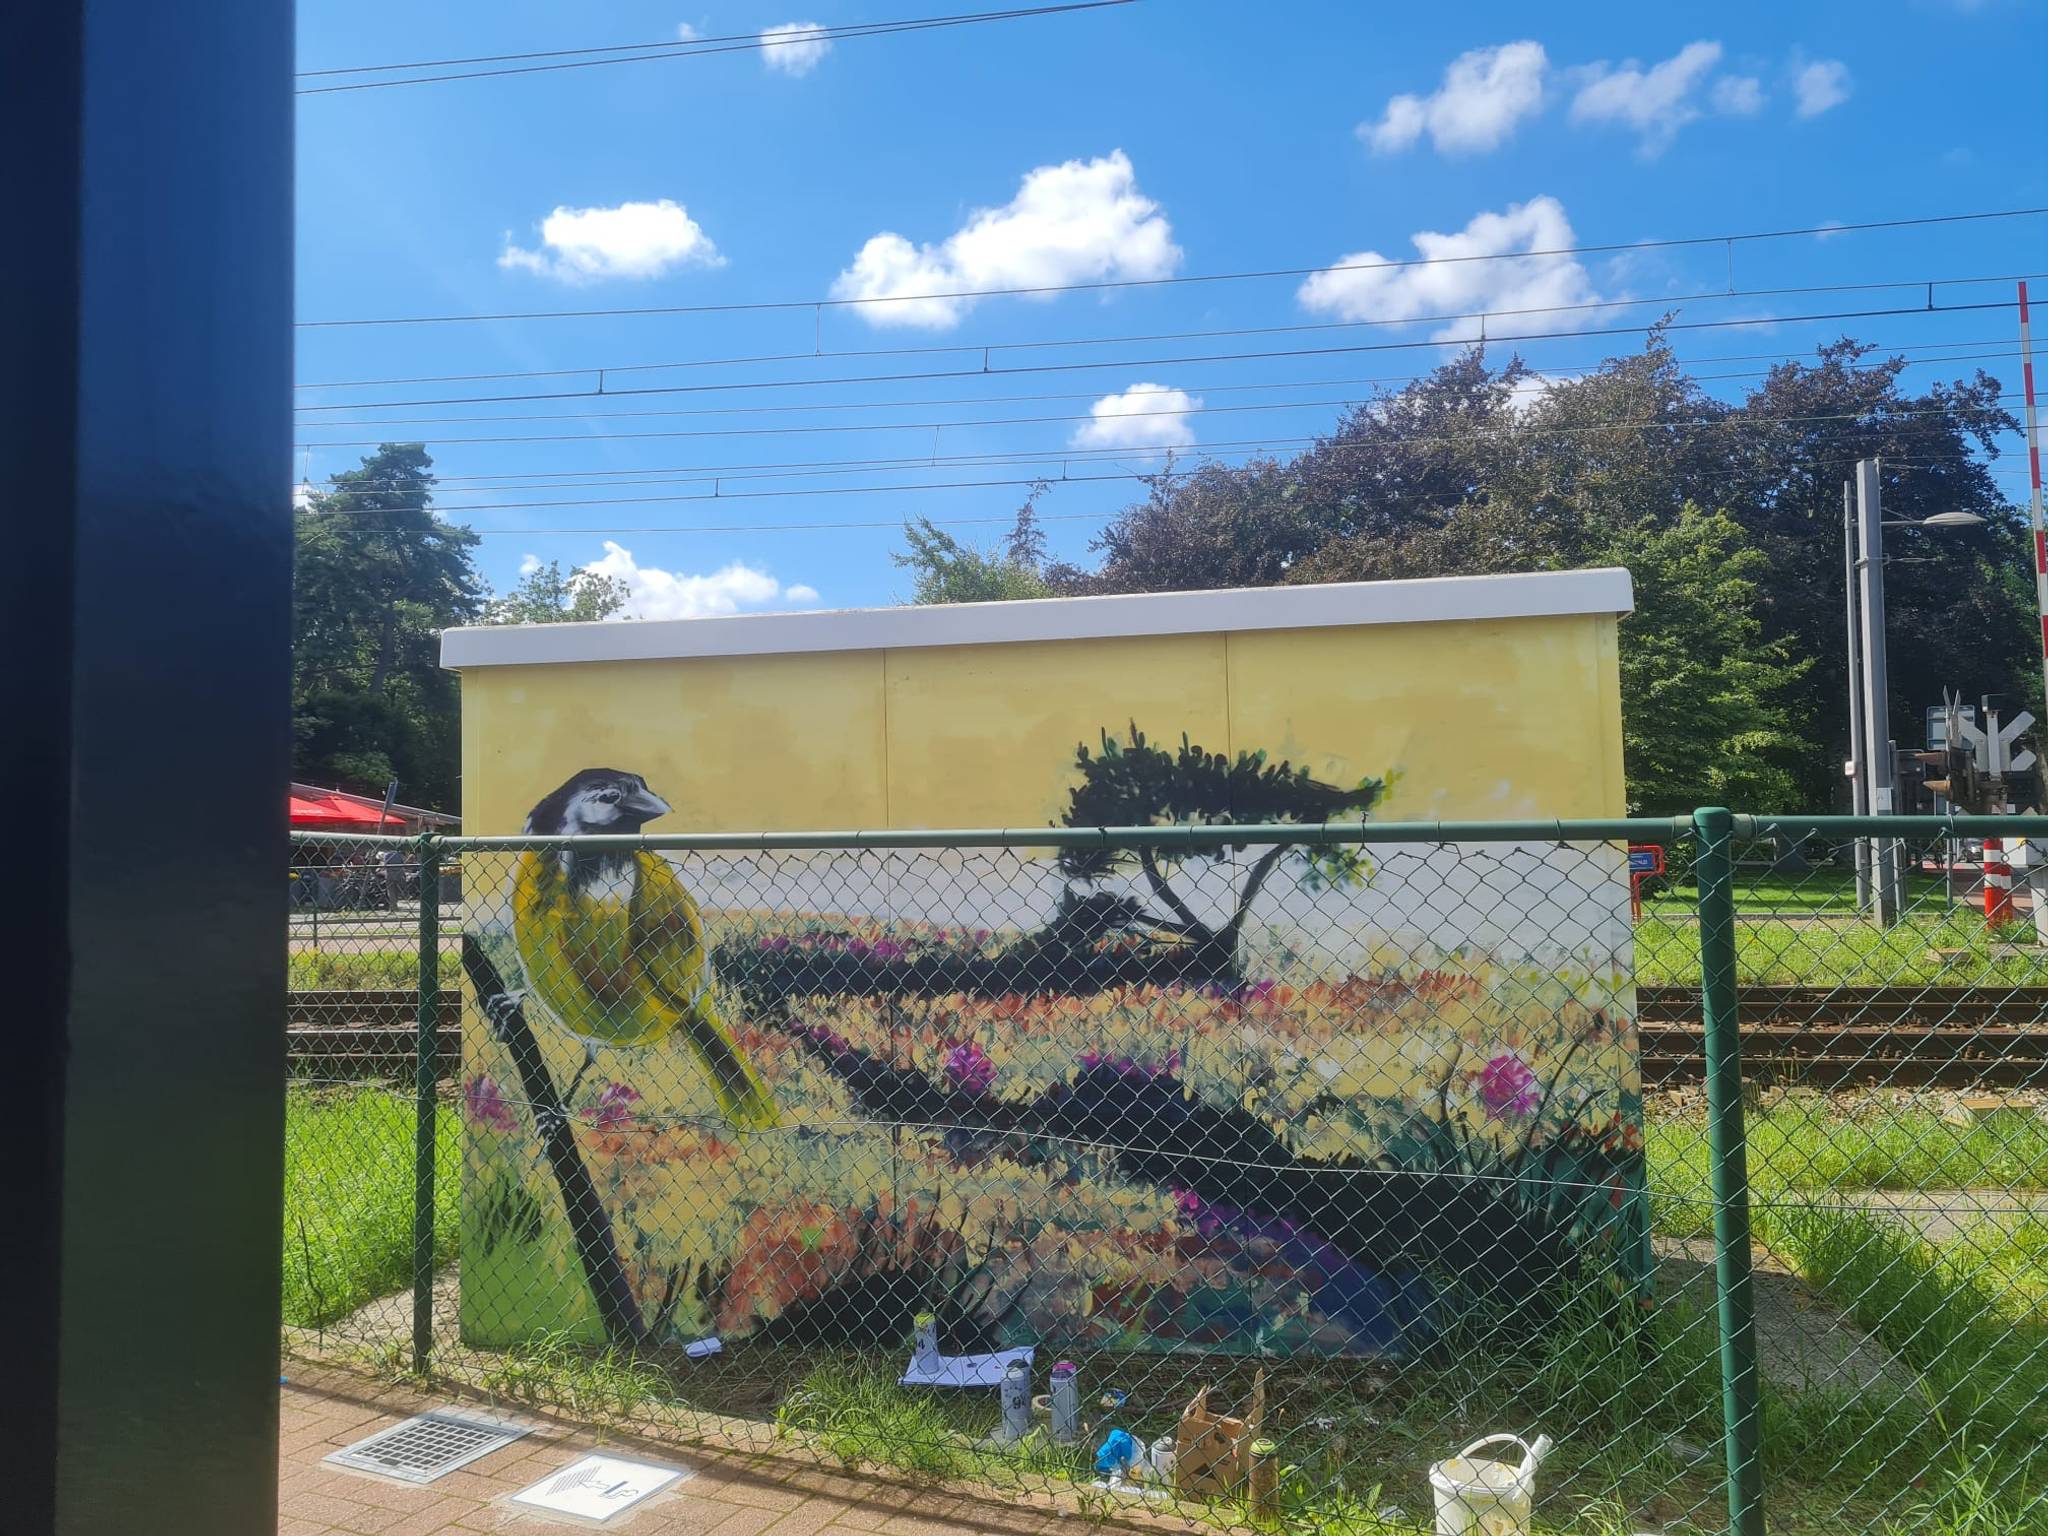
513;768;779;1130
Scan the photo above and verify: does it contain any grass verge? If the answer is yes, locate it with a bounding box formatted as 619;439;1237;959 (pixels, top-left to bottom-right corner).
283;1086;458;1328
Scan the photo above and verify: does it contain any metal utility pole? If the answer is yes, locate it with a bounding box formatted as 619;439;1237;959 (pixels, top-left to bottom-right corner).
1856;458;1905;925
1844;481;1872;910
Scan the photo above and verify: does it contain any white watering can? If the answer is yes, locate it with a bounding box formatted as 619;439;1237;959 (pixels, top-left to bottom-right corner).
1428;1432;1554;1536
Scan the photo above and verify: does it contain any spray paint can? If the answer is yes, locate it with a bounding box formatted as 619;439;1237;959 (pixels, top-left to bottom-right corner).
999;1358;1033;1442
911;1311;939;1369
1050;1362;1081;1444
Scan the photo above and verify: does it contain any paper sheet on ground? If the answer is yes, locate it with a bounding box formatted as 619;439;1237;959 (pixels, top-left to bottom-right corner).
899;1344;1034;1388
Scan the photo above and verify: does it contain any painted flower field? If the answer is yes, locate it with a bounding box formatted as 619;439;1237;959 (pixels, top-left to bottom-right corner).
458;872;1646;1362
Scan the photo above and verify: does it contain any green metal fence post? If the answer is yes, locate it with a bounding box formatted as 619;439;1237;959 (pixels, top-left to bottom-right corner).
411;833;442;1375
1694;807;1765;1536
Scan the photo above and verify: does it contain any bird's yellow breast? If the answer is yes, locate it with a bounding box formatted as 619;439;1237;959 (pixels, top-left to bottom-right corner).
513;850;687;1048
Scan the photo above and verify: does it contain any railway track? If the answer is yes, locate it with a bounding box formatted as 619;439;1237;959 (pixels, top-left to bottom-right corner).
285;986;2048;1089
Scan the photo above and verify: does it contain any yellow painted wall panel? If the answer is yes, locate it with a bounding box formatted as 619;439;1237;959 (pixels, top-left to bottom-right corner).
1224;615;1625;821
460;650;887;834
880;632;1230;828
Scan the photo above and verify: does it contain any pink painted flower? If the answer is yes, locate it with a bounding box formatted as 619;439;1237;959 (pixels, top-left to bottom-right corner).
580;1082;641;1131
463;1075;517;1134
944;1041;996;1097
1479;1053;1541;1120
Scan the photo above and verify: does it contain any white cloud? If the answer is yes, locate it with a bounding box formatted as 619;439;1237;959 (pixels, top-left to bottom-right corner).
1296;196;1602;342
1362;41;1548;156
829;150;1180;329
1711;74;1764;115
675;22;699;40
1568;40;1724;155
760;21;831;76
1507;371;1562;415
580;542;811;621
518;552;542;576
784;584;820;604
1071;383;1202;450
500;200;723;284
1793;59;1852;118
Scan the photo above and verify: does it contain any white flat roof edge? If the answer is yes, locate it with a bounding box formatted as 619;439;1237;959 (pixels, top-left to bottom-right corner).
440;567;1633;670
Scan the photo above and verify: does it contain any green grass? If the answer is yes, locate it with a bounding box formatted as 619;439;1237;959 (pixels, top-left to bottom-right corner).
1635;907;2048;987
478;1328;671;1420
282;1086;458;1328
1647;1104;2048;1242
289;947;461;990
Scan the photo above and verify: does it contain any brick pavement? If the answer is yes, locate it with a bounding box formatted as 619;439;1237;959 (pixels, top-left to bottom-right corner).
278;1364;1079;1536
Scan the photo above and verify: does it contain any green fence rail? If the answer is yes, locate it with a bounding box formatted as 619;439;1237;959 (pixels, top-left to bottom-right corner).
282;813;2048;1536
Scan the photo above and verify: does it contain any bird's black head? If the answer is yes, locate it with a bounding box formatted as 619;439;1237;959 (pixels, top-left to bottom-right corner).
524;768;672;835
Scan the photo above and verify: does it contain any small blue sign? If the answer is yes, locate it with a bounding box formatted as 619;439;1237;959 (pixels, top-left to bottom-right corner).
1628;848;1661;873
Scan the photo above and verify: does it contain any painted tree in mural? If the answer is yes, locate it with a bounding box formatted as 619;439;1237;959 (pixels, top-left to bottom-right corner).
1058;724;1384;977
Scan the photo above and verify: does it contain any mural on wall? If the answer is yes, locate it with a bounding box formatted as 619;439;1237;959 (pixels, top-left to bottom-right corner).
459;734;1646;1360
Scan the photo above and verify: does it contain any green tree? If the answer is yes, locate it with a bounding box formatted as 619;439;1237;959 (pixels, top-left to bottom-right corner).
1608;506;1809;814
893;489;1054;603
1077;336;2033;809
292;444;483;808
485;559;630;624
1057;723;1385;975
1716;341;2028;803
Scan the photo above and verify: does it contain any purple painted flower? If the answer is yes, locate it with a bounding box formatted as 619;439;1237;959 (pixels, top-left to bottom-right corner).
463;1075;517;1134
1479;1052;1541;1120
757;935;792;952
801;1023;853;1056
867;939;907;962
944;1041;996;1097
580;1082;641;1131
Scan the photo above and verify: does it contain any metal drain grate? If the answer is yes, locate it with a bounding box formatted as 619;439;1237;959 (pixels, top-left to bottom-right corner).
325;1410;529;1484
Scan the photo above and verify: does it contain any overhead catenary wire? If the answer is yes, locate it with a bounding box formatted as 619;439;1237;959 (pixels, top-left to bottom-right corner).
296;407;2035;517
293;273;2048;393
293;398;2041;495
292;368;2036;460
290;339;2032;450
298;2;1135;94
294;208;2048;328
290;299;2028;421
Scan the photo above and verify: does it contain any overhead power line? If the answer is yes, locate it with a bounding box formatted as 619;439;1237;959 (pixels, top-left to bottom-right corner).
295;208;2048;328
298;2;1134;94
288;348;2031;439
302;449;2032;541
293;271;2048;393
291;298;2024;419
296;403;2033;510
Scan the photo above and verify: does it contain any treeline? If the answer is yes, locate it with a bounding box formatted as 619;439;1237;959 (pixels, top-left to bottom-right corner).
897;335;2031;813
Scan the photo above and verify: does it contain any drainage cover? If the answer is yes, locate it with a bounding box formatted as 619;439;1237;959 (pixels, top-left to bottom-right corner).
325;1410;529;1484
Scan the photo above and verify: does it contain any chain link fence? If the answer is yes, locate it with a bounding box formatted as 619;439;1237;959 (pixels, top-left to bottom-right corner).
280;814;2048;1535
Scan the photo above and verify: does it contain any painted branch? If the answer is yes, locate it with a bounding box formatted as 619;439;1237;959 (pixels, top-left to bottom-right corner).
460;937;649;1349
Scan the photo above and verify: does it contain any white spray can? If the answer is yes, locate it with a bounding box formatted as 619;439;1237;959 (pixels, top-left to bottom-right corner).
1050;1361;1081;1445
911;1312;940;1371
999;1358;1033;1443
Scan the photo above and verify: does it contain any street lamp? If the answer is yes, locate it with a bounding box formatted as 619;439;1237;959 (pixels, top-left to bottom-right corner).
1845;458;1983;925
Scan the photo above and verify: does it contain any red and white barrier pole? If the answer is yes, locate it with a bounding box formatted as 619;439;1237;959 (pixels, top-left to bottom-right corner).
1985;837;2015;925
2022;284;2048;942
2022;282;2048;724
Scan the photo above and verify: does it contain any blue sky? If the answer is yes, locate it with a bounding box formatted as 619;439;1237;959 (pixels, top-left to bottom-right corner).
295;0;2048;617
